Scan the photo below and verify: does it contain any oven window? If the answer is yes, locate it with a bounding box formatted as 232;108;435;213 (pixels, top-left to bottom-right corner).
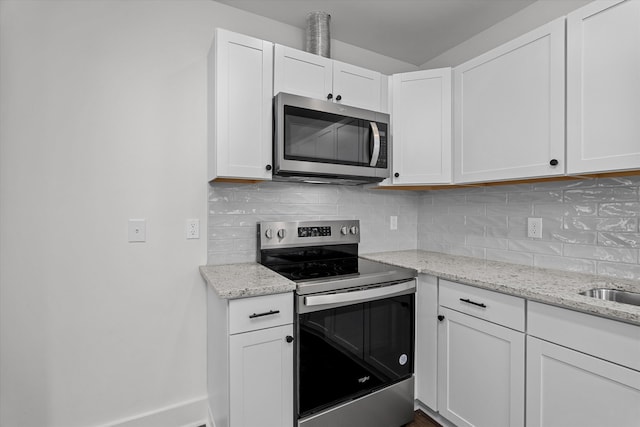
284;106;372;166
297;293;414;417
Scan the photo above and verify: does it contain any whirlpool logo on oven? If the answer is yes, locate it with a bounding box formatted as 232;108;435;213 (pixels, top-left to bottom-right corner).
357;376;370;384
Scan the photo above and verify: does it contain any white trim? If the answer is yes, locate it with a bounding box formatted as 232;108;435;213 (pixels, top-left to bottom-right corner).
207;404;216;427
99;396;209;427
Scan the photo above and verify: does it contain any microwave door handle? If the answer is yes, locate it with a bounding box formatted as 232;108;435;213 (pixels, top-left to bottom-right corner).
369;122;380;167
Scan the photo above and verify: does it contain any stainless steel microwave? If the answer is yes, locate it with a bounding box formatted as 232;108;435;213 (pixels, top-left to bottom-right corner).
273;93;390;185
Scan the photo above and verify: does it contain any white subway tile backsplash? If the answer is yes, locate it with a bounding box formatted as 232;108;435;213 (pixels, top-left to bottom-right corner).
598;202;640;217
466;192;507;204
486;249;534;265
486;203;533;217
596;176;640;186
466;235;508;250
466;215;508;229
208;177;640;280
549;229;598;245
507;190;562;203
564;187;638;203
508;239;563;255
533;254;597;274
534;203;597;217
563;244;638;264
598;232;640;248
207;182;418;264
563;217;638;232
597;262;640;280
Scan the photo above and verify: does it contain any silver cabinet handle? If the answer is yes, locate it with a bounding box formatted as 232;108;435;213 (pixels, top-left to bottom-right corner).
369;122;380;167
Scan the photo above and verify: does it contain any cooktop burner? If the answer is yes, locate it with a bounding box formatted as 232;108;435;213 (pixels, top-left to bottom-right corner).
265;257;359;282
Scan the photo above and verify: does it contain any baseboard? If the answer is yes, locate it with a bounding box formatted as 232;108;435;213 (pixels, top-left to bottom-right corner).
101;396;209;427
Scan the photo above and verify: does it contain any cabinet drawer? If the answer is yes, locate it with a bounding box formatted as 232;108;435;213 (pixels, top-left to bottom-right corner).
229;292;293;334
528;301;640;371
439;280;525;331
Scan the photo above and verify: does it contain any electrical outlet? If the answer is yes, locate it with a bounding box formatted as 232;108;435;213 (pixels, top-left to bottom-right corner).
390;216;398;230
128;219;146;242
527;217;543;239
186;219;200;239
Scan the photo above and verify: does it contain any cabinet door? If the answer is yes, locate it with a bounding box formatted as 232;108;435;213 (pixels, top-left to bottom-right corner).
391;69;452;185
438;307;525;427
229;324;294;427
415;275;439;410
211;29;273;181
273;44;332;101
332;60;381;110
454;18;565;183
527;336;640;427
567;0;640;174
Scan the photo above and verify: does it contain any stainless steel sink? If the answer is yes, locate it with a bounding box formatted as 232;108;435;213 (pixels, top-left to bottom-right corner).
579;288;640;306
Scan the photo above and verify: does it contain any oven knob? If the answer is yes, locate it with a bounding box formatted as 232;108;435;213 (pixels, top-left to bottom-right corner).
277;229;286;239
340;226;348;236
349;226;359;235
265;228;273;239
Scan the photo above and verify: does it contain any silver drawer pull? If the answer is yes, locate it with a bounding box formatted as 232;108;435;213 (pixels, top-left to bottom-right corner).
460;298;487;308
249;310;280;319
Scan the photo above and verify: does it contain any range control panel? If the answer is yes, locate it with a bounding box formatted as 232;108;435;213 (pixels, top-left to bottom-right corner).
258;220;360;249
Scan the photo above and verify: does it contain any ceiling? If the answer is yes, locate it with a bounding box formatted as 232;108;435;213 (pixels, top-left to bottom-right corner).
215;0;537;66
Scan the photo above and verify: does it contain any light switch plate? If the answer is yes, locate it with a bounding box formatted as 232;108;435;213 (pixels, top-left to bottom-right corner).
390;216;398;230
128;219;146;242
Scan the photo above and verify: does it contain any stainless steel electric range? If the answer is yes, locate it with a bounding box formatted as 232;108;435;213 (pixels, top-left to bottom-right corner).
258;220;417;427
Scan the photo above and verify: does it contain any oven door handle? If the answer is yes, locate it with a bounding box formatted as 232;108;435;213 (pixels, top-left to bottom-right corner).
304;281;415;308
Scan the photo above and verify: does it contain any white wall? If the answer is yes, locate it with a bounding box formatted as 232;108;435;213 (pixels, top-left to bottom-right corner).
421;0;592;68
0;1;417;426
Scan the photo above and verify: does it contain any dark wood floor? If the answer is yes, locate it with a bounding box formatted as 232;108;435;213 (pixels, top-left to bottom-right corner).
405;409;442;427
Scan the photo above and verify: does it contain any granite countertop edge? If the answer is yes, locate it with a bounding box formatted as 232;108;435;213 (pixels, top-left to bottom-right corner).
361;250;640;326
199;263;296;299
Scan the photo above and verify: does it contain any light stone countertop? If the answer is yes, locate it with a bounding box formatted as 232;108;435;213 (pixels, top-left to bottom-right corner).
361;250;640;326
199;263;296;299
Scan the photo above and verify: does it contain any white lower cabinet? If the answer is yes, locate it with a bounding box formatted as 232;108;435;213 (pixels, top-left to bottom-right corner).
208;289;294;427
526;301;640;427
526;336;640;427
229;324;294;427
437;280;525;427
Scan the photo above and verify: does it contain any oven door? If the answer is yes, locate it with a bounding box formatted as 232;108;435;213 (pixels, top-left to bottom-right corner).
296;280;415;418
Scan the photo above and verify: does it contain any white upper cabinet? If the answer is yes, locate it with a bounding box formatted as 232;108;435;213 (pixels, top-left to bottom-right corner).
273;44;332;101
453;18;565;183
391;68;452;185
209;29;273;181
274;44;382;111
332;60;382;111
567;0;640;174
